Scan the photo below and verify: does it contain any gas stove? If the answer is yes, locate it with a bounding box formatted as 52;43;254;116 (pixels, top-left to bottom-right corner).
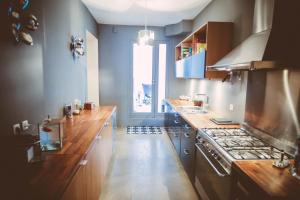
196;128;283;174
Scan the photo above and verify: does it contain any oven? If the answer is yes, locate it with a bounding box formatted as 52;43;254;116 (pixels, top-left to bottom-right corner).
194;127;286;200
195;142;231;200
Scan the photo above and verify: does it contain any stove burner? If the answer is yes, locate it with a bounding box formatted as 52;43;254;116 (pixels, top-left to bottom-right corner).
200;128;283;161
205;128;248;137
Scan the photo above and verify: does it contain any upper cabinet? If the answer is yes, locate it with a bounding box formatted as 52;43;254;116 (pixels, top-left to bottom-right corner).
175;22;233;79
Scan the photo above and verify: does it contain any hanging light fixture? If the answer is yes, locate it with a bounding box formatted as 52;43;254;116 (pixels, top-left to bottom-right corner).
138;0;154;45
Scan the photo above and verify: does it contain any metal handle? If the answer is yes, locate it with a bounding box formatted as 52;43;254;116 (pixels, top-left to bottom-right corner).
183;149;190;155
184;132;190;138
174;120;180;124
184;124;191;130
96;135;102;140
174;113;180;117
79;159;88;166
195;143;228;177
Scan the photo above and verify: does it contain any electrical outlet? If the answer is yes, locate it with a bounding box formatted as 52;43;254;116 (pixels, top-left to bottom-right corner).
229;104;234;112
13;123;21;135
21;120;29;131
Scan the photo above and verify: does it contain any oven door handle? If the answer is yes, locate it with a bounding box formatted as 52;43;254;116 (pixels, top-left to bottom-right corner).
195;143;228;177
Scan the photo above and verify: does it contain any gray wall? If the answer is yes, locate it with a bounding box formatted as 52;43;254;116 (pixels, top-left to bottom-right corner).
174;0;255;122
43;0;98;116
0;0;97;135
98;25;189;126
193;0;255;47
98;0;255;125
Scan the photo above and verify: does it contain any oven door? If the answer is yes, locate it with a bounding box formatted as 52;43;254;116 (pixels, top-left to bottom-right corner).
195;143;231;200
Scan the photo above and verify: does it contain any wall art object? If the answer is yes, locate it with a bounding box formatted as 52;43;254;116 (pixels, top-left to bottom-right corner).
7;0;39;46
70;36;85;58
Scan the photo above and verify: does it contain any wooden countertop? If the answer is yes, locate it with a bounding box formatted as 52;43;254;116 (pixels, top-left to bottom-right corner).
27;106;116;200
166;99;240;129
233;160;300;199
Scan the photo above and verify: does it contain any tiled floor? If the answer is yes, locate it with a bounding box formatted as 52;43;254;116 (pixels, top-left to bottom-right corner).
100;128;199;200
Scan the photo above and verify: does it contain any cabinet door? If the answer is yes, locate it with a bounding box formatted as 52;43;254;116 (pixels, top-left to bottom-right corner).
99;118;113;188
180;127;196;182
183;56;193;78
61;166;86;200
175;60;184;78
190;52;205;78
172;130;181;155
86;136;102;200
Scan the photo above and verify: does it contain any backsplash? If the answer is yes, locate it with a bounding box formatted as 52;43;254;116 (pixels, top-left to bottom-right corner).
185;73;247;122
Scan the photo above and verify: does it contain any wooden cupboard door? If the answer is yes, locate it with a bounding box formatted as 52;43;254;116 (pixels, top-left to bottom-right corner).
99;118;113;188
61;166;86;200
86;137;102;200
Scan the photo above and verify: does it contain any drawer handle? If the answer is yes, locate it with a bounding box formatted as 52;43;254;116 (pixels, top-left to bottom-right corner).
237;181;250;197
183;149;190;155
174;113;180;117
104;122;109;127
195;143;228;177
184;124;191;129
184;133;190;138
96;135;102;140
174;120;180;124
79;160;88;166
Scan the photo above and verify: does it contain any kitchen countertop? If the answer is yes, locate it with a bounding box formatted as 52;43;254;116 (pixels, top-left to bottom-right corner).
233;160;300;199
26;106;116;200
166;99;240;129
167;99;300;199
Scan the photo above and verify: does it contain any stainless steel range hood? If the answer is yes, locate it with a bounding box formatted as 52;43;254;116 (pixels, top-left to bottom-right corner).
209;0;299;71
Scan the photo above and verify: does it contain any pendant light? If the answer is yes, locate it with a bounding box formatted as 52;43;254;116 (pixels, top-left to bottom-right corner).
138;0;154;45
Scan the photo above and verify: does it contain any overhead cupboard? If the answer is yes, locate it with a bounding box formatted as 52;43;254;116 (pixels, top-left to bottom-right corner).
175;22;233;79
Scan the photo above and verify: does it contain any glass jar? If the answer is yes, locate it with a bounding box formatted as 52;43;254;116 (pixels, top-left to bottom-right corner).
193;94;208;108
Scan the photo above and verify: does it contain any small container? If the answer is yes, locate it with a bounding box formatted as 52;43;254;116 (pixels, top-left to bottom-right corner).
84;102;95;110
193;94;208;108
39;117;64;151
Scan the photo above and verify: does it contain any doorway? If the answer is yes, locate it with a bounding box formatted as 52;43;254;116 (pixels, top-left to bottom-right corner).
86;30;99;106
130;42;167;125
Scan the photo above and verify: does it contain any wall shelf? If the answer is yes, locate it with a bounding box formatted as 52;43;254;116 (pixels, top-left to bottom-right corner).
175;22;233;79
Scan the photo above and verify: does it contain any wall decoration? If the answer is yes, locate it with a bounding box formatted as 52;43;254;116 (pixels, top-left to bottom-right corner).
7;0;39;46
70;36;85;58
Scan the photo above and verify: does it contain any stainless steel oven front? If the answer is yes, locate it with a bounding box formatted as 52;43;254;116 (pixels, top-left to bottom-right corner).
195;142;231;200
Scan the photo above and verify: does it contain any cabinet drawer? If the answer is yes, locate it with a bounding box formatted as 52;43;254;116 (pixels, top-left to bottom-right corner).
181;127;196;146
180;143;195;182
180;126;196;183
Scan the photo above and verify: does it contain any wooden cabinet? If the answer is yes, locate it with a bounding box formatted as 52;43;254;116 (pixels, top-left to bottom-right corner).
231;160;300;200
175;22;233;79
231;170;269;200
86;136;102;200
61;165;86;200
61;117;113;200
99;119;113;186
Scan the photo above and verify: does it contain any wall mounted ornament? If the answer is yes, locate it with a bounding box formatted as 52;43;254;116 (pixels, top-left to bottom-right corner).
7;0;39;46
70;36;85;58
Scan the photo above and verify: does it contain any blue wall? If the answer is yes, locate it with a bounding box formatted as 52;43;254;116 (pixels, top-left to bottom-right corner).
43;0;98;116
98;25;188;126
0;0;98;135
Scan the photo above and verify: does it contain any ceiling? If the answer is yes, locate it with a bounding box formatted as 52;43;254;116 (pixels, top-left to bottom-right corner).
82;0;212;26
